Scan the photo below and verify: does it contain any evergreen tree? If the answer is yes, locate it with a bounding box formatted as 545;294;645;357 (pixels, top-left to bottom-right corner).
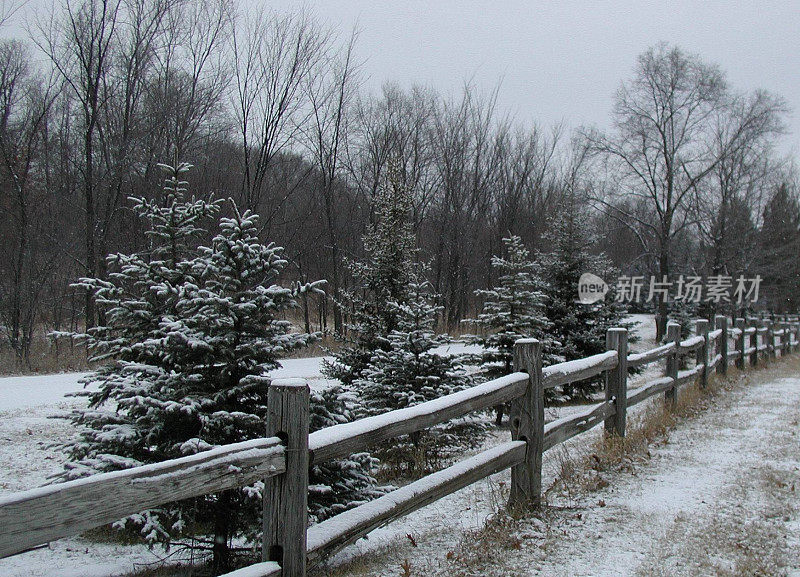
354;278;477;473
308;386;389;523
355;279;472;415
464;235;552;421
536;207;631;400
63;162;380;573
665;299;698;341
757;183;800;313
325;164;479;473
324;161;418;387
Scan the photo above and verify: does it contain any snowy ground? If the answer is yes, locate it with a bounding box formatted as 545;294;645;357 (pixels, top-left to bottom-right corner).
0;317;666;576
313;359;800;577
0;340;488;575
627;313;658;352
528;366;800;577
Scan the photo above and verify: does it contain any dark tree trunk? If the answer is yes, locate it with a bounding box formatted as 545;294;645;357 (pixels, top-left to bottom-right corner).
211;493;232;574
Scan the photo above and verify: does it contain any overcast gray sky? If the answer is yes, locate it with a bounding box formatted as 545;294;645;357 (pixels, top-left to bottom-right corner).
5;0;799;155
285;0;800;155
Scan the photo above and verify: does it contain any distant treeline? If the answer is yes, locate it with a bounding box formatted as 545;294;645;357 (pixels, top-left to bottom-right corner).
1;1;798;367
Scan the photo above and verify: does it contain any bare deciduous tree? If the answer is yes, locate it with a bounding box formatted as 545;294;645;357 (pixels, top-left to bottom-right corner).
231;7;327;218
695;89;787;291
0;40;59;366
302;29;360;334
584;43;728;338
34;0;121;329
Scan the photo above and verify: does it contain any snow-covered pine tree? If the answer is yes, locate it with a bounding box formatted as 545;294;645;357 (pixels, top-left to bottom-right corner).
354;277;478;473
464;235;553;422
64;162;380;573
536;205;631;401
355;278;470;413
324;159;418;388
325;162;479;474
664;299;697;341
308;386;390;522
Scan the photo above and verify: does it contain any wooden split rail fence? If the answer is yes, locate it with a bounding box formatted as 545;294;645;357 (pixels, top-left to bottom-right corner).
1;315;799;576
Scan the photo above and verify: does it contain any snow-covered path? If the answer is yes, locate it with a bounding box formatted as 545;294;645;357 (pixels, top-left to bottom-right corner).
528;363;800;577
316;360;800;577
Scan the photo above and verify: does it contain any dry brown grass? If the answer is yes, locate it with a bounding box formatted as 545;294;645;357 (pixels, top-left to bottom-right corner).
0;339;91;376
547;367;744;499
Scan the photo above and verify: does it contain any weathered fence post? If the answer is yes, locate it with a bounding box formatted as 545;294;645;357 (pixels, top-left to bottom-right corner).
263;379;310;576
695;319;709;389
749;321;759;367
780;316;787;355
794;321;800;352
734;318;746;370
766;320;775;360
715;315;728;375
604;328;628;437
782;320;790;356
509;339;543;508
665;322;680;407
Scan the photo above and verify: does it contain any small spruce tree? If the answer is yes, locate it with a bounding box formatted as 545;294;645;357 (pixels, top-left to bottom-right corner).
355;277;477;473
536;206;631;400
308;386;390;522
464;235;553;422
64;162;381;573
324;160;417;388
325;163;479;473
355;278;472;414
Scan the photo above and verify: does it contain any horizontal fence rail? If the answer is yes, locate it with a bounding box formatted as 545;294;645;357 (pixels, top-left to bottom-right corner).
541;351;618;390
543;400;616;451
0;438;285;559
305;440;527;563
1;314;799;576
308;372;528;464
627;342;675;368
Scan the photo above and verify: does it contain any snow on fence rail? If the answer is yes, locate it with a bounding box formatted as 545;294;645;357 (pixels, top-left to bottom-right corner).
0;438;286;559
1;315;800;576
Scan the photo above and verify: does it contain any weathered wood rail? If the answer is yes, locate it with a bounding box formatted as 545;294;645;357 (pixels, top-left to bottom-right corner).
1;314;799;576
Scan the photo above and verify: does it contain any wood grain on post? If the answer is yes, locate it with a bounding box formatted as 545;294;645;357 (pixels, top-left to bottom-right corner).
734;318;746;370
695;319;709;389
665;322;681;407
766;320;775;359
794;322;800;352
604;328;627;437
715;315;728;375
782;322;790;356
749;320;759;367
262;379;309;576
780;316;787;356
509;339;543;508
